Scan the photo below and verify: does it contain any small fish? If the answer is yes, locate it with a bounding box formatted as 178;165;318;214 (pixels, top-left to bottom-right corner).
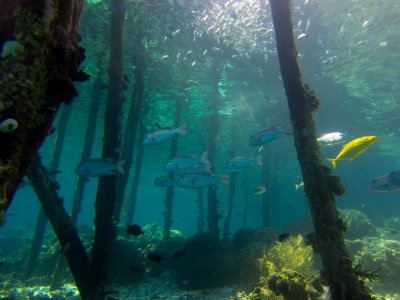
161;54;169;60
295;181;304;191
164;151;210;172
362;20;371;28
147;252;164;262
191;61;196;66
172;29;180;36
379;41;388;47
184;50;192;60
253;186;266;195
0;118;18;133
388;170;400;187
75;158;125;177
173;249;187;258
143;122;188;146
297;33;308;40
250;123;292;147
327;136;377;169
202;49;208;55
225;155;262;171
369;176;400;192
153;176;178;187
126;224;144;236
317;132;345;146
178;172;230;189
278;233;290;242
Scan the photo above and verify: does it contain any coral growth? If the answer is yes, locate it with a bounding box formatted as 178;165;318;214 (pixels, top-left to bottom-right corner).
339;209;377;240
237;234;322;300
261;234;318;278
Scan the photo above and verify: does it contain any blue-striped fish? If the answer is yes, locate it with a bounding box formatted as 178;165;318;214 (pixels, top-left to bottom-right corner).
250;123;291;147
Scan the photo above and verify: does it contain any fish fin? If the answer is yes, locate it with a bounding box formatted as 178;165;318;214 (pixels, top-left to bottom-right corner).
178;122;188;135
220;174;230;186
326;158;336;169
118;159;126;174
258;146;264;152
284;122;292;135
295;184;299;191
201;150;210;165
204;164;212;173
256;154;263;166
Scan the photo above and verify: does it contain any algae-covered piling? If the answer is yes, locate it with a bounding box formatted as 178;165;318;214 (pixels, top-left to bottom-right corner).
268;0;373;298
0;0;87;221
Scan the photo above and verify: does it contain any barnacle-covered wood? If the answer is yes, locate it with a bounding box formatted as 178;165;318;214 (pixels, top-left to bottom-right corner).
0;0;87;221
268;0;372;299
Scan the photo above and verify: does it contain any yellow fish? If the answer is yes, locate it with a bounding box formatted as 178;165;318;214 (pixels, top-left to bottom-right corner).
327;136;377;168
253;186;266;195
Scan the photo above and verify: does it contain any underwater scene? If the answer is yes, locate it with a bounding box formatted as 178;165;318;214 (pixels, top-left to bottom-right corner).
1;0;400;299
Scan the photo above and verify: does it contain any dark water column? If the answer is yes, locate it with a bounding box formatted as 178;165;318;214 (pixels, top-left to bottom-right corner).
0;0;87;219
223;173;236;238
197;189;205;233
207;65;220;234
242;174;249;228
163;99;182;241
269;1;372;299
223;128;237;238
50;75;103;291
271;161;280;228
125;122;145;225
24;103;71;280
115;32;147;222
261;146;272;227
27;156;90;299
89;0;125;297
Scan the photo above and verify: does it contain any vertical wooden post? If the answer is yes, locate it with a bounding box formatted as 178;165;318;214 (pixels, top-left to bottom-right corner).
89;0;125;297
207;64;220;234
269;0;372;298
115;28;147;222
163;98;182;241
197;188;205;233
125;122;145;225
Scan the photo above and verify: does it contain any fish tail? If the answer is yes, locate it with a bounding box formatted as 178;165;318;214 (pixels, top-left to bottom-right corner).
256;154;263;166
220;174;230;185
118;159;126;174
178;122;188;135
284;122;292;135
295;184;299;191
326;158;336;169
201;150;210;165
204;164;212;173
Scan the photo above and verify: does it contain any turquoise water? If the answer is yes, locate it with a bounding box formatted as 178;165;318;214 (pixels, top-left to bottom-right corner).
1;0;400;298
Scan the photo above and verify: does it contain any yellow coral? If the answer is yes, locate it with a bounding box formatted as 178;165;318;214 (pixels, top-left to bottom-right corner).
261;234;318;278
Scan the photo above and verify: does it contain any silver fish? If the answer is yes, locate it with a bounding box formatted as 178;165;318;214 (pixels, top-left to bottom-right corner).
143;122;188;146
76;158;125;177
